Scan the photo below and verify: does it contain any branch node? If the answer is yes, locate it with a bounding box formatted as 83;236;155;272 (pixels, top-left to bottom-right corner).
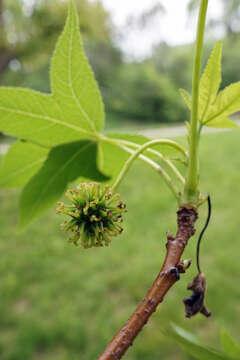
170;267;180;281
167;231;175;241
177;259;192;274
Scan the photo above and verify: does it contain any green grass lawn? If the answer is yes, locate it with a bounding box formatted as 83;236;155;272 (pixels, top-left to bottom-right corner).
0;131;240;360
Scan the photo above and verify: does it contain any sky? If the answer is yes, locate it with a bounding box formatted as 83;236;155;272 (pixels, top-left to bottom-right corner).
99;0;223;58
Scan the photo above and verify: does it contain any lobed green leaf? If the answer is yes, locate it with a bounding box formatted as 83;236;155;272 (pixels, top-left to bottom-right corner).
0;0;104;147
205;82;240;126
98;140;130;187
205;117;238;129
0;141;49;188
0;88;96;147
0;0;110;225
199;41;222;122
51;0;105;134
180;42;238;130
19;140;108;228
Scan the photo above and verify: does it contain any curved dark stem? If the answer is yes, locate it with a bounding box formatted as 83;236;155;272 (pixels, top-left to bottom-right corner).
196;195;211;273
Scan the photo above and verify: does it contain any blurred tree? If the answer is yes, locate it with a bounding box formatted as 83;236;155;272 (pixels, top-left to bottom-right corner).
107;61;187;124
188;0;240;35
151;42;193;90
0;0;113;83
0;0;188;126
125;1;165;30
221;34;240;87
85;40;122;96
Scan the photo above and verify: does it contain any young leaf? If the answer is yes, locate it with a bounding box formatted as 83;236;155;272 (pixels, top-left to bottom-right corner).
51;0;104;133
205;82;240;126
221;328;240;358
0;141;48;188
0;0;103;147
170;324;232;360
180;88;191;110
205;117;238;129
19;140;108;228
199;41;222;122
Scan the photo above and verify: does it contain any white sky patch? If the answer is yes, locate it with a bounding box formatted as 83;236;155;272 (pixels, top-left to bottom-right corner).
100;0;223;58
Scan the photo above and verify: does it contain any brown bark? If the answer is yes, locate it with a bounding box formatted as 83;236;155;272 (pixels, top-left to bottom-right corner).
98;206;198;360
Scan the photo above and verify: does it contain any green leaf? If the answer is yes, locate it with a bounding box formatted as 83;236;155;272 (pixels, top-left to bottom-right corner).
51;0;104;133
0;1;103;146
204;82;240;126
98;140;130;186
0;1;108;225
180;88;191;110
221;328;240;358
19;140;108;228
0;88;94;146
170;324;232;360
205;117;238;129
0;141;48;188
199;41;222;122
179;43;237;130
98;133;155;186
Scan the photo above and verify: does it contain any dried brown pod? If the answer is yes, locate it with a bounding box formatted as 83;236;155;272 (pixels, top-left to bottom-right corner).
183;273;211;318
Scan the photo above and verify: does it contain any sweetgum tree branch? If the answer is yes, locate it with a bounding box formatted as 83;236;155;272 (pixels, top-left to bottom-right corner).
99;206;198;360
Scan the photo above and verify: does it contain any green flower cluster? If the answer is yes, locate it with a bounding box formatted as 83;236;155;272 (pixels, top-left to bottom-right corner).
56;182;127;249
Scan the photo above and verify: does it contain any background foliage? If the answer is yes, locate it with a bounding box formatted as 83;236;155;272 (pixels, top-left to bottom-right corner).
1;0;240;127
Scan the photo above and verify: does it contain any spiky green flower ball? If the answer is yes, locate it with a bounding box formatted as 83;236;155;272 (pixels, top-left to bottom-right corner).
56;182;127;249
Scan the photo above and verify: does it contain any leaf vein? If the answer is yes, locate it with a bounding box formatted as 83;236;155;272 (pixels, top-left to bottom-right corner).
0;105;94;137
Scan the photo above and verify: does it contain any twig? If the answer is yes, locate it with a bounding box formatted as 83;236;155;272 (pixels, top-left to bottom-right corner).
98;206;198;360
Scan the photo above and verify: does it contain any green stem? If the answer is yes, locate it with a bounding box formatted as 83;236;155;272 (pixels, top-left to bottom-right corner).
198;122;204;137
184;0;208;204
112;140;181;201
117;139;186;184
101;135;186;185
106;136;188;160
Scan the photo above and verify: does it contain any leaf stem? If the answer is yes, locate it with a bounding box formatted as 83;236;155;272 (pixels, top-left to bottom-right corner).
108;136;188;160
100;135;186;185
112;140;181;201
184;0;208;204
116;138;187;183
